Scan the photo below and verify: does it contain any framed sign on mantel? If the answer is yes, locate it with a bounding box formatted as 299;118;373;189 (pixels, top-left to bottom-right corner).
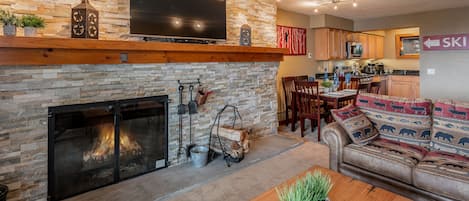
277;25;307;55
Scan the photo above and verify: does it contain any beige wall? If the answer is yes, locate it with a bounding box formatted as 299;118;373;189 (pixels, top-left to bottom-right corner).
355;7;469;101
0;0;277;47
376;27;420;70
276;9;317;120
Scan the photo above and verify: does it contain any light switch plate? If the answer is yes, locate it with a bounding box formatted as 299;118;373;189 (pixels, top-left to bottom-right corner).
308;52;312;59
427;68;436;75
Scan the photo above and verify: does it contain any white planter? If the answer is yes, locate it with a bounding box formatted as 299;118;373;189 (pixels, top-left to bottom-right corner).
24;27;37;37
3;25;16;36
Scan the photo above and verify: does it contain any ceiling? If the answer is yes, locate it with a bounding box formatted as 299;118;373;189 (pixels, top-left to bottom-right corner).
276;0;469;20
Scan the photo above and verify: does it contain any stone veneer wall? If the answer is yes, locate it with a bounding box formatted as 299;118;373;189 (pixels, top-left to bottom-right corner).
0;0;277;47
0;62;279;201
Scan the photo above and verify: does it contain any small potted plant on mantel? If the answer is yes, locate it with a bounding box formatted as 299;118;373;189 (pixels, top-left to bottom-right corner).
20;14;45;37
276;171;333;201
0;9;19;36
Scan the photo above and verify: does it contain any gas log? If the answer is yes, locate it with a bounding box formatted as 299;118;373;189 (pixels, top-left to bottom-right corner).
211;126;250;158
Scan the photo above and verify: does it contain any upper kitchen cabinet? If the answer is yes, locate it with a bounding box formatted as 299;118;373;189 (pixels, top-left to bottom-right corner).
359;33;369;59
376;35;384;59
314;28;348;60
360;34;385;59
368;35;377;59
346;32;360;42
314;29;384;60
367;34;385;59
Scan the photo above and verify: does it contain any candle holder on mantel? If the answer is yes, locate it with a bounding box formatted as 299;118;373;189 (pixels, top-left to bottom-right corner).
71;0;99;39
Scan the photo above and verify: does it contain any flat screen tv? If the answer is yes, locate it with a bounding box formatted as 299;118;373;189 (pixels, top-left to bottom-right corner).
130;0;227;41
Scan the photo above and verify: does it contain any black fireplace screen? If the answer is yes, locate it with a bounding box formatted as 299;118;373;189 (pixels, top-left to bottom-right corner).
48;96;168;201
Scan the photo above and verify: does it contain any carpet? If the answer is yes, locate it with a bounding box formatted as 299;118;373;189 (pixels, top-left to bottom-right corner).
163;142;330;201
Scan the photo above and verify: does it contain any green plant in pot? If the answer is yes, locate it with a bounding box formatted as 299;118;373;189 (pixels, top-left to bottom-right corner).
0;9;19;36
20;14;45;37
276;171;333;201
321;81;333;93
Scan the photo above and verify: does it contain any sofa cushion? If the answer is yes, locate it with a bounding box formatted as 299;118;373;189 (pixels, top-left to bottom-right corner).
343;138;428;184
414;151;469;201
331;104;379;145
431;100;469;157
355;93;432;147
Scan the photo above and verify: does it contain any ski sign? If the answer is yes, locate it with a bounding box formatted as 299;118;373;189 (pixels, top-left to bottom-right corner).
422;34;469;51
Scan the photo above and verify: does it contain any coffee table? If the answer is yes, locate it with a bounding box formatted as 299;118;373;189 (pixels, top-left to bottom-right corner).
251;166;411;201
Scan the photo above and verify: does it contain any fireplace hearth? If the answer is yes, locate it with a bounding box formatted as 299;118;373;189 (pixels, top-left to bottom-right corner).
47;96;168;201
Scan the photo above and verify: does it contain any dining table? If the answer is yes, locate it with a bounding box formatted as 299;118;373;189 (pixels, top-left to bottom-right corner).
290;89;357;132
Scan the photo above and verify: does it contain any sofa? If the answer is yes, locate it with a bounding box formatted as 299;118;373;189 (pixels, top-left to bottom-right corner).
321;93;469;201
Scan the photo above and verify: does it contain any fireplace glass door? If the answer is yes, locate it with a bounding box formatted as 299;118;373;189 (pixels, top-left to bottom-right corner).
48;96;168;201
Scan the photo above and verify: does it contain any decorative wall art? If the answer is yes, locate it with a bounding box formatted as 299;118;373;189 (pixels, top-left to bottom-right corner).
277;25;307;55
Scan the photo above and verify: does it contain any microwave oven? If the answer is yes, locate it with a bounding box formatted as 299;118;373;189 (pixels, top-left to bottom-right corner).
346;42;363;59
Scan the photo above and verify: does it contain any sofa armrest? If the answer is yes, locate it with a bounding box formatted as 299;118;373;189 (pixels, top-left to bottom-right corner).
321;122;352;171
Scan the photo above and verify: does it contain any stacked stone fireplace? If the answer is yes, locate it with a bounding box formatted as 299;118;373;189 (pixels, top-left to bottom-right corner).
0;62;279;201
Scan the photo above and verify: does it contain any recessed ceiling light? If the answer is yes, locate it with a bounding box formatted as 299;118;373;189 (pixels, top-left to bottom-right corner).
334;5;338;10
353;0;358;7
314;8;319;13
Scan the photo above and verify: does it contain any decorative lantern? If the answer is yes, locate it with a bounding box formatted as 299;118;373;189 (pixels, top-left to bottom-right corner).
71;0;99;39
239;24;251;46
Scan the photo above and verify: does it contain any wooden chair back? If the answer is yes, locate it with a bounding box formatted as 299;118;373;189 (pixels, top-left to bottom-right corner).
282;76;308;108
370;82;381;94
338;77;360;90
294;81;321;115
354;81;371;105
357;82;371;93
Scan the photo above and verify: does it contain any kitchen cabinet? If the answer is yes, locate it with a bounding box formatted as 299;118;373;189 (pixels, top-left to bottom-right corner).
346;32;360;42
376;36;384;59
387;75;420;98
359;33;369;59
368;35;377;59
362;34;384;59
314;28;330;60
314;29;384;60
314;28;348;60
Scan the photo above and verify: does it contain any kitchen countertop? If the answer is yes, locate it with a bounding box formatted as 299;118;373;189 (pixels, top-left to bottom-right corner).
315;70;420;79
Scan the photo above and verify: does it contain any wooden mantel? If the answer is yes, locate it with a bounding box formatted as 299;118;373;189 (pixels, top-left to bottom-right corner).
0;37;288;66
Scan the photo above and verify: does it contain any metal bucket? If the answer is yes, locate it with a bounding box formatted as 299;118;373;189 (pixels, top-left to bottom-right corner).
190;145;209;168
0;184;8;201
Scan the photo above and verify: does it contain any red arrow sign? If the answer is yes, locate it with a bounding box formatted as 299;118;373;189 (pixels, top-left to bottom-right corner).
422;34;469;51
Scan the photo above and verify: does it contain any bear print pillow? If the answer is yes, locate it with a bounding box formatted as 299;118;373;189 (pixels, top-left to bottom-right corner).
331;104;379;145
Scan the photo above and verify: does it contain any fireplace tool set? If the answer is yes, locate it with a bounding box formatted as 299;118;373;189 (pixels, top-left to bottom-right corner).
177;79;212;158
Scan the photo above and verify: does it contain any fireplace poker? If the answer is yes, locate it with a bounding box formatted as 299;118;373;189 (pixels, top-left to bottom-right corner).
177;85;186;157
186;84;198;157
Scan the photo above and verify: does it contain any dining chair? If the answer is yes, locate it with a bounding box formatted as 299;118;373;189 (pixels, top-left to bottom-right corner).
338;77;360;91
336;77;362;108
294;81;326;140
354;81;371;105
281;75;308;128
370;81;381;94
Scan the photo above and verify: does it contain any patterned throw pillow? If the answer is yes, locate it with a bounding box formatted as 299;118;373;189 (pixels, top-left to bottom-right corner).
432;100;469;157
355;93;432;147
331;104;379;145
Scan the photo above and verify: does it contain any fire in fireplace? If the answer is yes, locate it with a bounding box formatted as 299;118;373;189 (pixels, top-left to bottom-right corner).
48;96;168;201
83;123;143;166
